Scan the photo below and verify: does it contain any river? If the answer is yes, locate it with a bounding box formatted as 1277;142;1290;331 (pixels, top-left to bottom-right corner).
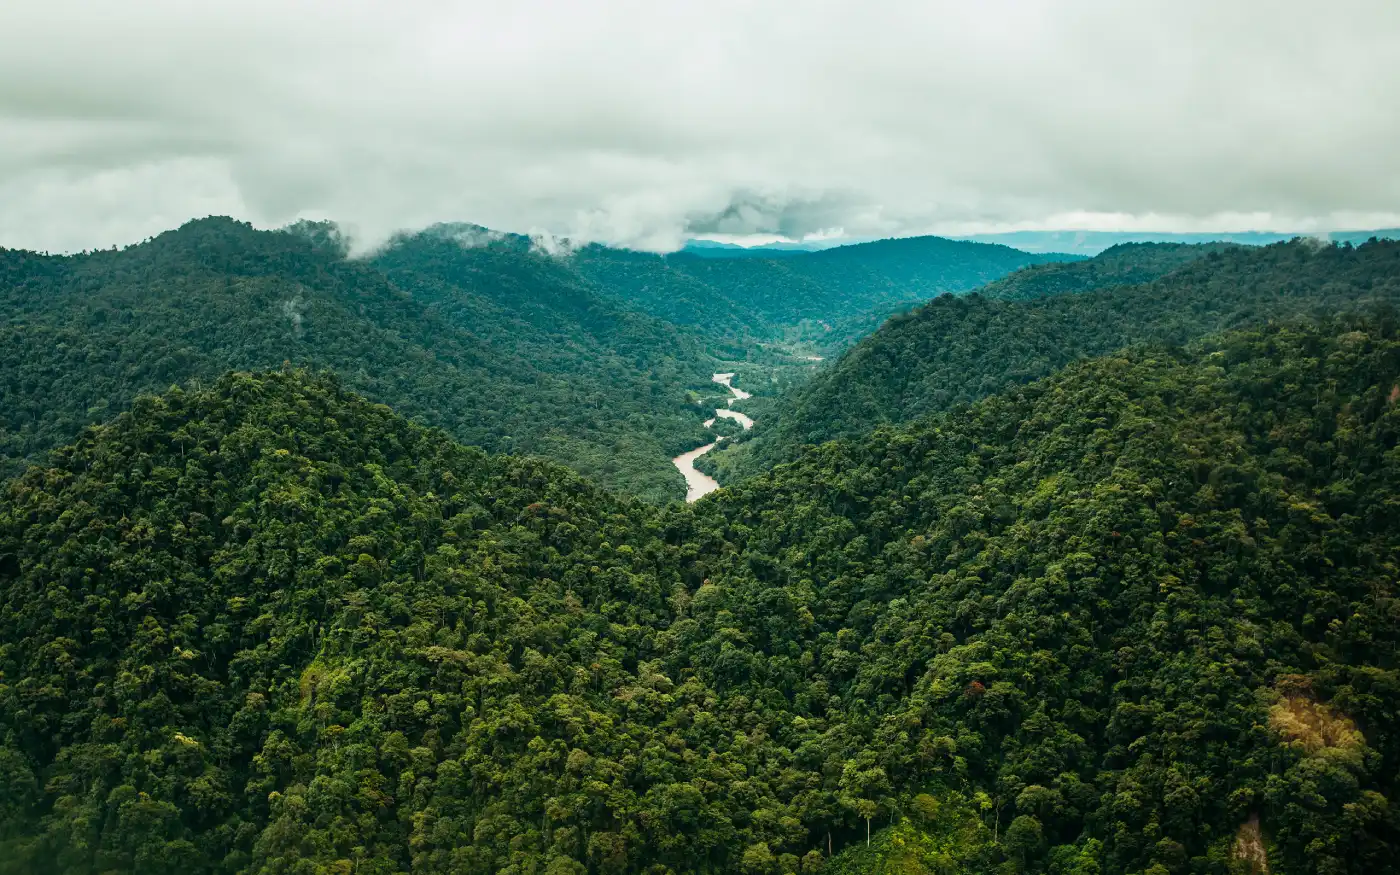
673;373;753;502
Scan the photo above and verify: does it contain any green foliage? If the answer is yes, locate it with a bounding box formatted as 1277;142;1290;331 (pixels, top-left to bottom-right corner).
0;221;1062;505
695;316;1400;874
719;237;1400;479
824;795;994;875
0;370;688;873
572;236;1073;351
4;314;1400;873
0;218;723;501
977;241;1239;302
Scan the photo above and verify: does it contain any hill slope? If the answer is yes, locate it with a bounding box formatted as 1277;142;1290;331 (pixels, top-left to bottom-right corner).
3;319;1399;873
977;241;1238;301
0;218;718;501
572;235;1075;350
712;237;1400;480
0;220;1072;502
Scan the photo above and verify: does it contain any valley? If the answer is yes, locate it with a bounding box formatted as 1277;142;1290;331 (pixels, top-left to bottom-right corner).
3;226;1400;875
0;219;1062;502
672;372;755;502
6;7;1400;874
706;237;1400;482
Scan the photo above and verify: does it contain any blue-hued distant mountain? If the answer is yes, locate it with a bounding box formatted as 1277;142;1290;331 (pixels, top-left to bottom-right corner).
955;228;1400;255
681;237;888;256
680;239;815;257
687;228;1400;257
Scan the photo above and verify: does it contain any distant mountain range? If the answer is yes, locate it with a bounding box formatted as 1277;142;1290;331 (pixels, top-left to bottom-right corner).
0;217;1067;502
685;228;1400;257
682;237;874;256
956;228;1400;255
705;236;1400;482
583;234;1073;352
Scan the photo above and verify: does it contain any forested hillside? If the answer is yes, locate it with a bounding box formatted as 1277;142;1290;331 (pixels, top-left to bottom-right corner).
572;235;1074;350
976;241;1237;302
0;218;723;501
0;219;1066;503
3;317;1399;874
712;238;1400;481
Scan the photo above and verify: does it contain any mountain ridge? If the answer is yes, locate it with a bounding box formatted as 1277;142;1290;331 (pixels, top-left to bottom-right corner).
0;217;1070;500
708;237;1400;482
3;315;1398;873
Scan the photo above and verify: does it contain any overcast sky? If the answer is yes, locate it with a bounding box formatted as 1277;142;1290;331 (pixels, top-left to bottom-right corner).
2;0;1398;253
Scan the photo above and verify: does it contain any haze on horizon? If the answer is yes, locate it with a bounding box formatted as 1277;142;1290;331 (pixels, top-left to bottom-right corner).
2;0;1398;254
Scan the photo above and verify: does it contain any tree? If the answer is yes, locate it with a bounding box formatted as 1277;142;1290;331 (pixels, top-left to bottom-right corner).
1002;815;1043;869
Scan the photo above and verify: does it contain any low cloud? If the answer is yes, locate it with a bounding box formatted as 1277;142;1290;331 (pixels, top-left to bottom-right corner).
528;230;580;258
425;223;507;251
683;191;867;241
2;0;1398;253
280;295;305;336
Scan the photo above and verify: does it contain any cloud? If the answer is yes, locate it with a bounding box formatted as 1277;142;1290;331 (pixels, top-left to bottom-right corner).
424;223;507;251
281;295;305;337
1;0;1398;253
528;230;580;258
683;190;865;240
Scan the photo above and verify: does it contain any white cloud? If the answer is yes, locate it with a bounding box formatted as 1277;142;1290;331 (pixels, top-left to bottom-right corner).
528;229;580;258
1;0;1398;253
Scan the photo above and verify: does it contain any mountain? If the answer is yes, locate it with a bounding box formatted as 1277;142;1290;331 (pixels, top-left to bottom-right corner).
3;317;1398;874
575;235;1078;349
0;217;725;502
686;229;1400;259
0;219;1072;503
710;237;1400;482
976;241;1240;301
678;240;812;258
958;228;1400;255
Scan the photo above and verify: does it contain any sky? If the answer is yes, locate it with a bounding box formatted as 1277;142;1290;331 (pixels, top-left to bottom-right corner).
2;0;1399;253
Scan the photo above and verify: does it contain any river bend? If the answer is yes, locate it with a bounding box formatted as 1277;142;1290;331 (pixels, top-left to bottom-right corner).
673;373;752;502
